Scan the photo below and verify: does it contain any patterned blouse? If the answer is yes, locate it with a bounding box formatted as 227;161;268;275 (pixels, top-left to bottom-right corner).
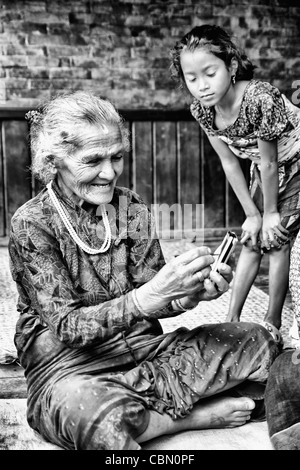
9;182;176;354
190;79;300;172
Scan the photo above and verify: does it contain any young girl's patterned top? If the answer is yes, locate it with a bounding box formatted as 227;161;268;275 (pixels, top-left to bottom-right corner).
190;79;300;169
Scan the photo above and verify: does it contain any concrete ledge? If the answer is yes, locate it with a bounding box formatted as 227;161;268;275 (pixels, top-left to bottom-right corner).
0;398;273;451
0;363;27;399
0;399;63;450
143;421;274;450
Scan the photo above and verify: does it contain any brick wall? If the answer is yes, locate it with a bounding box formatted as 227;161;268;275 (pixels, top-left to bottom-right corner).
0;0;300;109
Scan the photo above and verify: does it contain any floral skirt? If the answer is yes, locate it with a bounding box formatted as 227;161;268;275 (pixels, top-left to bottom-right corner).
23;322;279;450
250;157;300;239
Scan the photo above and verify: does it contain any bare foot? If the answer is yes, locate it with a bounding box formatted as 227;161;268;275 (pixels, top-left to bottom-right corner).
259;321;282;343
137;396;255;443
186;396;255;429
263;317;281;332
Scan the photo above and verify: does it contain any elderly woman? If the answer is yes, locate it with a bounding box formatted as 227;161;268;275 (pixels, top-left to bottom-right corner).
9;91;279;450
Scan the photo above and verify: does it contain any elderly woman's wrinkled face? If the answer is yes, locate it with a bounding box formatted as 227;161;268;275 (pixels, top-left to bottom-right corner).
55;123;124;206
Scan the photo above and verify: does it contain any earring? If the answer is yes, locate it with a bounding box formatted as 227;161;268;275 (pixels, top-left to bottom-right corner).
232;74;236;85
48;159;57;174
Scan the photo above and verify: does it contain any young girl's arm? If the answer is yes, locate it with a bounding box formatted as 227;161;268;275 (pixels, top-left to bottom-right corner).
207;135;262;251
258;138;289;249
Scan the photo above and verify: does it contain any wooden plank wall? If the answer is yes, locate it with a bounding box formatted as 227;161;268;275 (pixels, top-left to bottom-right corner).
0;108;249;241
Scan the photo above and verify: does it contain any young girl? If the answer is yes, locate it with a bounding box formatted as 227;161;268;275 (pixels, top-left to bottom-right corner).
171;24;300;339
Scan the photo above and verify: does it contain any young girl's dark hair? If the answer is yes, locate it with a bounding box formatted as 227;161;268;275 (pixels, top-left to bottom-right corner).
171;24;256;90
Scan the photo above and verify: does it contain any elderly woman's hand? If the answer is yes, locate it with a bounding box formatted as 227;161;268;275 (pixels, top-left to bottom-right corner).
180;263;233;308
189;263;233;302
135;246;218;314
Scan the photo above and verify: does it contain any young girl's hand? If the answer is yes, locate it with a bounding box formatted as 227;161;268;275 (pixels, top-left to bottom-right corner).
262;212;289;250
240;214;262;252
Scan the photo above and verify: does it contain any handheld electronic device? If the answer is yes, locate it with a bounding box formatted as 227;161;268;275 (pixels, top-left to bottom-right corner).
212;231;238;272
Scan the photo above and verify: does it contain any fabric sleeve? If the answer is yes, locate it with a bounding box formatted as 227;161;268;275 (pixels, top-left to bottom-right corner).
190;100;216;137
9;208;175;349
248;83;288;141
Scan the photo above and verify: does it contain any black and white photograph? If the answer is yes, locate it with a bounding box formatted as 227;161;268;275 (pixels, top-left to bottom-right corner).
0;0;300;453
